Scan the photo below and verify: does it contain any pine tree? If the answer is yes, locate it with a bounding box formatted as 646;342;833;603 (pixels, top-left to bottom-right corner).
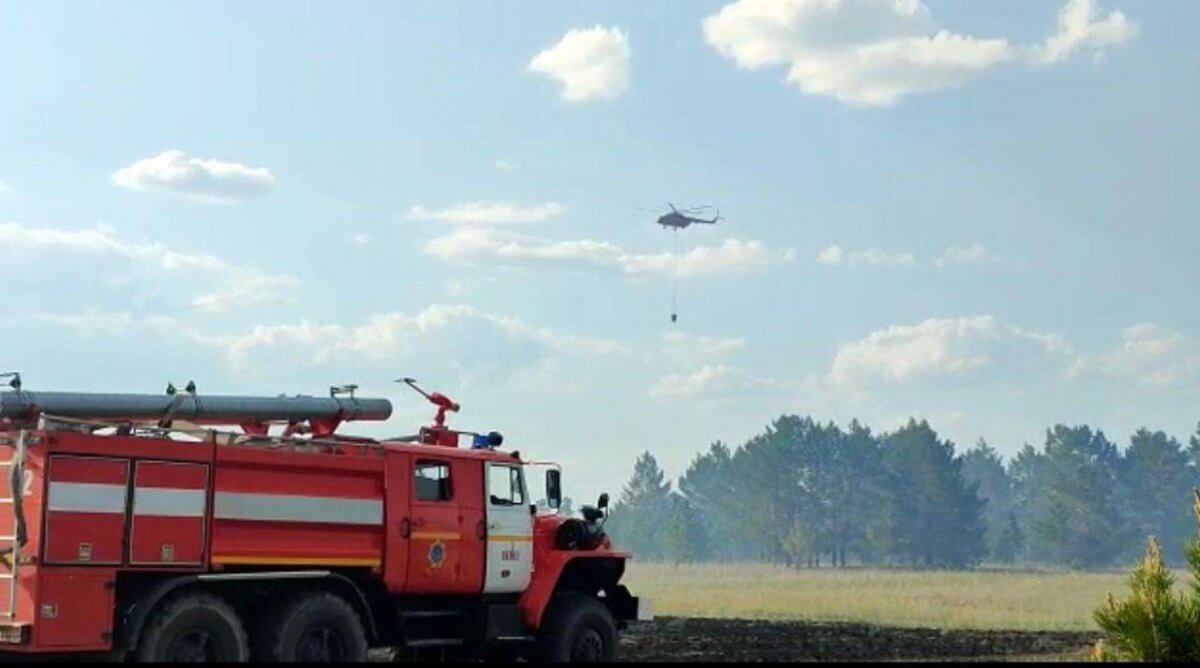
1023;425;1123;568
1119;429;1195;562
663;493;710;564
962;439;1017;563
880;419;985;567
993;512;1024;564
679;442;752;561
608;452;672;560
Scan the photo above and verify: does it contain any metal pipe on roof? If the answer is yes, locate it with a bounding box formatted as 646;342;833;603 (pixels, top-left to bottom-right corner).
0;390;393;424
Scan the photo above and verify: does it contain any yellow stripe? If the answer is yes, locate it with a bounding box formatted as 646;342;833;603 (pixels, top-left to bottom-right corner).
411;531;462;541
211;555;380;567
488;534;533;542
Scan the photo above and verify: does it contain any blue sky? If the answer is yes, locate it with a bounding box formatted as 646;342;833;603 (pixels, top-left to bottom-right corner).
1;0;1196;501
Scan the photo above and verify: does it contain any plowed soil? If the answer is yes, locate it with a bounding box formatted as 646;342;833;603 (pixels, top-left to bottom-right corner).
620;617;1099;662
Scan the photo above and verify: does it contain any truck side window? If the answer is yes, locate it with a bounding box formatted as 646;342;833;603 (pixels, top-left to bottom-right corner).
415;461;452;501
488;464;525;506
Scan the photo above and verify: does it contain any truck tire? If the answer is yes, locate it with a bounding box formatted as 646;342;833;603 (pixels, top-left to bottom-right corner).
535;592;618;663
255;591;368;662
134;592;249;662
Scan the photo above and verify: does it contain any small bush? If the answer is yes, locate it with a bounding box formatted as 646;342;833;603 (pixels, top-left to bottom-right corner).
1092;491;1200;661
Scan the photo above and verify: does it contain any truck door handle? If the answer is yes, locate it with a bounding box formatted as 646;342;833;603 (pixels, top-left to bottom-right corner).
400;519;411;539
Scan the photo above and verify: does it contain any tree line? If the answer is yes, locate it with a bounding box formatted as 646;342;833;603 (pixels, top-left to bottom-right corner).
605;416;1200;569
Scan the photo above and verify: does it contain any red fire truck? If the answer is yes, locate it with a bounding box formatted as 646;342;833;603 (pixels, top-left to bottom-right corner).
0;375;646;662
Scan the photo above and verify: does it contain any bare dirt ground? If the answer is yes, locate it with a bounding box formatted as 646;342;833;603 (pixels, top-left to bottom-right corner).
619;617;1099;662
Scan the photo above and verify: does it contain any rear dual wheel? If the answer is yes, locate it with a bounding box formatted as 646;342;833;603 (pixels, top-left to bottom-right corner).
254;591;369;662
135;593;249;662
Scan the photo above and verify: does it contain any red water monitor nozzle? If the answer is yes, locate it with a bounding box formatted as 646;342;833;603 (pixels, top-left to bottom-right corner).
398;378;459;427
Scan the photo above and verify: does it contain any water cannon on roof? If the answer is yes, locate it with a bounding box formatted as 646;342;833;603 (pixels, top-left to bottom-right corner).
396;378;503;450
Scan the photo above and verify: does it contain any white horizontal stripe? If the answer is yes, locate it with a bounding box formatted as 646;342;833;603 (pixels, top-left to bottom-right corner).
214;492;382;526
48;482;127;514
134;487;207;518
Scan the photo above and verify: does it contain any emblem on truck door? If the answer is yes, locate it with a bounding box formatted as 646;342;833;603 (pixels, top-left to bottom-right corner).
427;539;445;569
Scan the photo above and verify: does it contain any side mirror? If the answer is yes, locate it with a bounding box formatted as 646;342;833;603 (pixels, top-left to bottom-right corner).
597;492;609;510
546;470;562;510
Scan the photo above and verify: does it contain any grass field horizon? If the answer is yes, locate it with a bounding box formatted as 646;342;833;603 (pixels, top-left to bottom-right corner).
622;562;1171;632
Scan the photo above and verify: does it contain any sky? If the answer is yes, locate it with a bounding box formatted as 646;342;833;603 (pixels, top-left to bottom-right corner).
1;0;1197;503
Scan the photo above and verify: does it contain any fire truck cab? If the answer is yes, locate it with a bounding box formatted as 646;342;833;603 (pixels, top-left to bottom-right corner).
0;381;646;662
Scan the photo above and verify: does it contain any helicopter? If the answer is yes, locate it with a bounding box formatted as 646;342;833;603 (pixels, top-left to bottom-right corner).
656;203;721;229
652;203;723;324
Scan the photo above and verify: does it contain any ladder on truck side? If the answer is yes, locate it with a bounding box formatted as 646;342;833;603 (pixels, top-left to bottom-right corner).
0;430;27;620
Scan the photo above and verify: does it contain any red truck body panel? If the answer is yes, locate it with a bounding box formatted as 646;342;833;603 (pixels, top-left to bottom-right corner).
0;425;630;653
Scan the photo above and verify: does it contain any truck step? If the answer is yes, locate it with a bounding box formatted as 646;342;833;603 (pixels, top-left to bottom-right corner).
494;635;535;643
401;609;462;619
405;638;464;648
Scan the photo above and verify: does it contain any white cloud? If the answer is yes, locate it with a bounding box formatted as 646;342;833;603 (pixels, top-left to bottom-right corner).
934;243;998;268
197;304;625;368
29;304;628;398
112;150;276;204
702;0;1134;107
408;201;566;225
352;233;370;246
650;364;783;399
703;0;1014;107
424;227;789;278
830;315;1071;386
0;180;13;196
662;331;746;362
425;227;623;269
651;365;743;398
25;311;182;336
1074;324;1200;387
817;244;914;268
529;25;631;102
623;239;787;278
495;160;517;172
0;222;298;311
1032;0;1136;66
191;274;302;312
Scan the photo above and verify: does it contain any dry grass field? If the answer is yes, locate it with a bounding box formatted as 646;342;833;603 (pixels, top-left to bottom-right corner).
622;562;1152;632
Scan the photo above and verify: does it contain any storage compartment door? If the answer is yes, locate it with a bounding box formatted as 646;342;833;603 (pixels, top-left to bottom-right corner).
130;461;209;566
44;456;129;565
35;569;116;650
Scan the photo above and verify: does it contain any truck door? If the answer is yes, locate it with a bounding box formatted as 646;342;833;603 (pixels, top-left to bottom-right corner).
382;452;410;593
483;462;533;593
406;458;469;593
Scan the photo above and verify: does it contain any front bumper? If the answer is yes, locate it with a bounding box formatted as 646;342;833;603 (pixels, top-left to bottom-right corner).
605;585;652;623
636;597;654;621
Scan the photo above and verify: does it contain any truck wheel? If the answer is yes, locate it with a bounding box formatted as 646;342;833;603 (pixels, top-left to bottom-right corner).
536;592;618;663
255;591;368;662
135;592;249;662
